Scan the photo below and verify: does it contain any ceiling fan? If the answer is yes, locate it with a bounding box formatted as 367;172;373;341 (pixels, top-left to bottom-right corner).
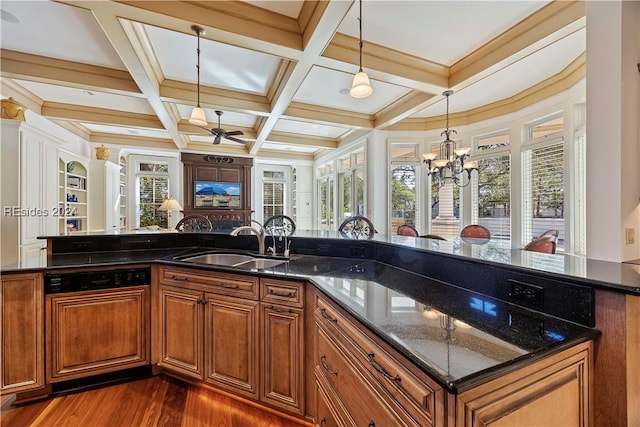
201;110;247;145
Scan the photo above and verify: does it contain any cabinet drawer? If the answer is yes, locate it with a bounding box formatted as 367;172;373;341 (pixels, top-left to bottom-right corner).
315;297;440;427
161;267;259;300
315;324;408;427
261;278;304;308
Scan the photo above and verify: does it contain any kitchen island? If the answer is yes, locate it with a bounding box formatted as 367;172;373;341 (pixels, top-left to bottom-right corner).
2;230;638;425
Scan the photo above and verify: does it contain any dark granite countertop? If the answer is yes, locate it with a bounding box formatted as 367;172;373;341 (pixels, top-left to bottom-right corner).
159;251;596;392
33;229;640;294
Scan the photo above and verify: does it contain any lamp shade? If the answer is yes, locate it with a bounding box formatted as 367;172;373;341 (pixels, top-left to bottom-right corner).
159;197;182;211
189;107;207;126
350;71;373;98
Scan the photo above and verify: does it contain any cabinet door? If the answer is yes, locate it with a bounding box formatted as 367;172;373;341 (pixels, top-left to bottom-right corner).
19;242;46;268
1;273;44;394
160;285;204;379
205;294;259;400
261;304;304;415
20;130;43;245
47;286;149;382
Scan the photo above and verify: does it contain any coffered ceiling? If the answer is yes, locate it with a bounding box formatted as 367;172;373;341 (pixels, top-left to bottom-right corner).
0;0;586;160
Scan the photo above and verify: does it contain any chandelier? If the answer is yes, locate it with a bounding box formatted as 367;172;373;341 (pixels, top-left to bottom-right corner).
423;90;478;187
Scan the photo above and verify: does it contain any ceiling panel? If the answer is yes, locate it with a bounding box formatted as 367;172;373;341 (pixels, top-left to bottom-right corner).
0;1;126;70
273;118;347;138
145;24;281;94
412;28;586;118
83;123;171;139
337;1;551;65
294;66;411;115
262;142;317;153
14;80;154;114
240;1;304;18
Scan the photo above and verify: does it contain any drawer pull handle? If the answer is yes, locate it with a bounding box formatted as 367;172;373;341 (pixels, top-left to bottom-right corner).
319;418;327;427
171;275;187;281
270;305;293;313
221;284;239;289
197;299;207;305
320;355;338;375
367;352;400;382
269;290;294;297
368;422;375;427
320;308;337;323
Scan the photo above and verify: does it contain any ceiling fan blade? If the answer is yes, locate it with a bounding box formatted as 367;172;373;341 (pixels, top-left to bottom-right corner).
225;136;248;144
213;134;222;144
225;130;244;136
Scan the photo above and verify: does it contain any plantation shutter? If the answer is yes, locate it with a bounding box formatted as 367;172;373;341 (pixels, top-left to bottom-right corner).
522;141;564;249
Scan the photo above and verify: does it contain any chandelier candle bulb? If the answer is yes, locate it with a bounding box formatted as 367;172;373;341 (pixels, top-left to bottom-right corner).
455;148;471;157
423;152;438;161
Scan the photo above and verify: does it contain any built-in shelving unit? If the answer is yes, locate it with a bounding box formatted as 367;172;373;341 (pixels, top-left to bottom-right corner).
119;156;127;230
59;160;88;232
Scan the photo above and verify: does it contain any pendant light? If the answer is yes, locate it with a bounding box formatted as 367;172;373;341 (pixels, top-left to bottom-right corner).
189;25;208;126
350;0;372;98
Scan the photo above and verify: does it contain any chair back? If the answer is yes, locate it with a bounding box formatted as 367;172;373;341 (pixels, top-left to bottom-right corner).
338;216;376;239
460;224;491;239
419;234;447;241
176;215;213;232
397;225;419;237
540;229;559;238
523;235;557;254
264;214;296;236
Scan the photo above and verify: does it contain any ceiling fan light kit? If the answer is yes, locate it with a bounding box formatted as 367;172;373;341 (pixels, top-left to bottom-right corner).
350;0;372;99
189;25;208;126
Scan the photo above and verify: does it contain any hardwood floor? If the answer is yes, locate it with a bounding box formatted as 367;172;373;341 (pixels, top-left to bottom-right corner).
0;376;311;427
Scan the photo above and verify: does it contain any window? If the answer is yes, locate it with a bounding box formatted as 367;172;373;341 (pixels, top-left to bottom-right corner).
262;170;286;219
318;177;334;230
391;165;417;231
522;114;565;249
472;132;511;240
338;151;365;221
136;162;169;228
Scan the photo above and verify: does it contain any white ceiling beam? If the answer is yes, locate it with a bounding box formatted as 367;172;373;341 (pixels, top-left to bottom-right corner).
59;0;187;149
250;0;355;155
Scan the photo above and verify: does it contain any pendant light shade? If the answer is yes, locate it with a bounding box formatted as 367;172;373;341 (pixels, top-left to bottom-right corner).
189;106;207;126
189;25;208;126
350;0;372;99
350;71;373;98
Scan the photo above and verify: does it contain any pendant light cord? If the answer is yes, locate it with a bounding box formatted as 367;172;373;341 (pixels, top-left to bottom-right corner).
195;27;201;107
358;0;363;72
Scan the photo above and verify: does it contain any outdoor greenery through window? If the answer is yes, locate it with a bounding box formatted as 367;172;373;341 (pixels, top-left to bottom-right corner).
472;132;511;240
339;153;364;221
137;162;169;228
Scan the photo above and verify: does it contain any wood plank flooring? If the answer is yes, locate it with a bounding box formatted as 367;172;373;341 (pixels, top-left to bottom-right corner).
1;376;310;427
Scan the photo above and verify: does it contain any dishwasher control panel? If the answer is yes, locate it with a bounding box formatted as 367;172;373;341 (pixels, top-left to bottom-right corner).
44;267;151;294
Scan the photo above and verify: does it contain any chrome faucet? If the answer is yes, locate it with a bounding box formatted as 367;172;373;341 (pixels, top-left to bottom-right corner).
231;221;266;255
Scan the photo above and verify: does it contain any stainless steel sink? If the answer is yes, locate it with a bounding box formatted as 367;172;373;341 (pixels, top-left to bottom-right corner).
179;253;287;269
239;258;287;269
181;253;255;266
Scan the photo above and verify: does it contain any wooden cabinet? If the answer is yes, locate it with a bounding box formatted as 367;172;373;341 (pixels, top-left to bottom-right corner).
159;267;260;399
260;278;305;414
454;340;593;427
159;285;204;379
46;286;150;382
0;272;44;394
309;287;593;427
313;295;441;427
206;294;259;399
158;268;305;414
